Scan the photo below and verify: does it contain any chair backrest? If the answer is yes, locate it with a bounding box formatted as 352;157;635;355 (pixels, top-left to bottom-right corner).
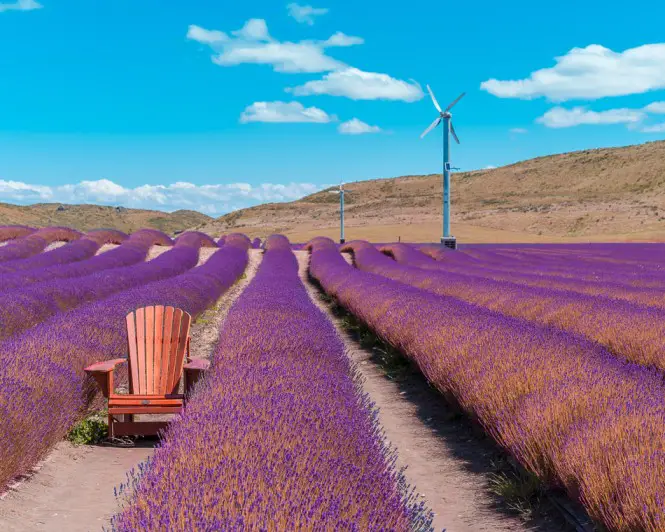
126;306;192;395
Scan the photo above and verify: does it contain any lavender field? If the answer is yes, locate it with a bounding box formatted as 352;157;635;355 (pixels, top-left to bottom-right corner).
0;225;663;531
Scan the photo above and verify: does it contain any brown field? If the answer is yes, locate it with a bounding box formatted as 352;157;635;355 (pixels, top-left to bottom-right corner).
194;140;665;243
0;203;211;235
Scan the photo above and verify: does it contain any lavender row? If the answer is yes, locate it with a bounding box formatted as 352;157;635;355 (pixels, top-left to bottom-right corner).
0;229;127;275
421;244;665;290
0;227;82;264
412;244;665;307
310;237;665;532
0;229;172;292
0;234;250;491
112;235;431;531
359;242;665;371
0;225;36;242
0;231;214;341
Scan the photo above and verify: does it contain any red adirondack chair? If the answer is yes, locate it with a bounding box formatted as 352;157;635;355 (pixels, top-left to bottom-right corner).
85;305;210;438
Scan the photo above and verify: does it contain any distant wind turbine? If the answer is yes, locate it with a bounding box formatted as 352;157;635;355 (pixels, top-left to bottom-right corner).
420;85;465;249
329;183;352;244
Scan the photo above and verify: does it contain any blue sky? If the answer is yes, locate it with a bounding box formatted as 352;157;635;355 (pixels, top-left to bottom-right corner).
1;0;665;215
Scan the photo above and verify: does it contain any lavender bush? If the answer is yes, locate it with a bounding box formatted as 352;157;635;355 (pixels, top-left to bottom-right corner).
0;226;82;263
0;229;127;275
346;241;665;372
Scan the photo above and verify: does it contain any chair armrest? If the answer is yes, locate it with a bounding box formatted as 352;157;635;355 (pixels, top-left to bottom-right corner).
84;358;127;398
183;358;210;395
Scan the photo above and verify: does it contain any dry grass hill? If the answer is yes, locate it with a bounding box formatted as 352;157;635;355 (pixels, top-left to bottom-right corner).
194;140;665;243
0;203;211;235
2;141;665;242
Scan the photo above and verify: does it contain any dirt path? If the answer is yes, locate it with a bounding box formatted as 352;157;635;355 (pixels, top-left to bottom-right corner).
0;249;263;532
0;443;153;531
295;250;563;532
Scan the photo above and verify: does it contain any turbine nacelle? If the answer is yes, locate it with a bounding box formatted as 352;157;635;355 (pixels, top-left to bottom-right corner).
420;85;465;143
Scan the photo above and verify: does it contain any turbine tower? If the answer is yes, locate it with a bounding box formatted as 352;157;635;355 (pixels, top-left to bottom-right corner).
421;85;465;249
329;183;352;244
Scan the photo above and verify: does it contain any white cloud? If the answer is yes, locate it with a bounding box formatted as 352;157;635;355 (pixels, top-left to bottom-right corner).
185;19;411;102
484;165;497;169
536;107;645;128
536;100;665;129
287;3;329;25
509;128;528;134
231;19;271;41
645;101;665;114
187;19;346;73
641;123;665;133
288;67;423;101
0;178;323;216
321;32;363;47
481;43;665;102
186;25;229;45
240;101;335;123
338;118;382;135
536;106;646;128
0;0;41;12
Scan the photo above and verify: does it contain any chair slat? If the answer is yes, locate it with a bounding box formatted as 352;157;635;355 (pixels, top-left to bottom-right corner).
135;307;146;394
153;305;164;393
126;313;139;394
159;306;175;394
145;306;155;395
170;312;191;393
168;309;183;393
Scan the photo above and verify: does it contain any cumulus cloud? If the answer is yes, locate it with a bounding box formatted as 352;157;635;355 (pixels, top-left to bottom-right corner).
481;43;665;102
288;67;423;101
645;101;665;114
641;123;665;133
287;3;329;25
185;20;417;103
509;128;528;134
536;106;646;128
535;100;665;129
321;32;364;47
231;19;270;41
186;25;229;45
0;178;324;216
240;101;335;123
186;20;355;73
0;0;41;12
338;118;381;135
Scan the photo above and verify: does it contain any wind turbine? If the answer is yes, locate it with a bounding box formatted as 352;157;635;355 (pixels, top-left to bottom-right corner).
329;182;351;244
420;85;465;249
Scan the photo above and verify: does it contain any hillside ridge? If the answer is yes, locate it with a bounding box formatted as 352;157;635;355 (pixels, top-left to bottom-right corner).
0;202;211;235
194;140;665;243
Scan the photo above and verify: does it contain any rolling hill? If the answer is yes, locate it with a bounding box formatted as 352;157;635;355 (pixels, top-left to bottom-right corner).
2;140;665;243
0;203;211;235
194;140;665;243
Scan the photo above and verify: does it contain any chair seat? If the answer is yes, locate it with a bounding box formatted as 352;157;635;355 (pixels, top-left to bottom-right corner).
108;394;184;415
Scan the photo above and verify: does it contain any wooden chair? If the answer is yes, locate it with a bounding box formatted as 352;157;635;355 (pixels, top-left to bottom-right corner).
85;306;210;438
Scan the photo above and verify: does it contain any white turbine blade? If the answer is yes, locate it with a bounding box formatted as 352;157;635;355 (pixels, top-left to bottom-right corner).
444;92;466;113
450;122;460;144
426;84;442;113
420;117;441;139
